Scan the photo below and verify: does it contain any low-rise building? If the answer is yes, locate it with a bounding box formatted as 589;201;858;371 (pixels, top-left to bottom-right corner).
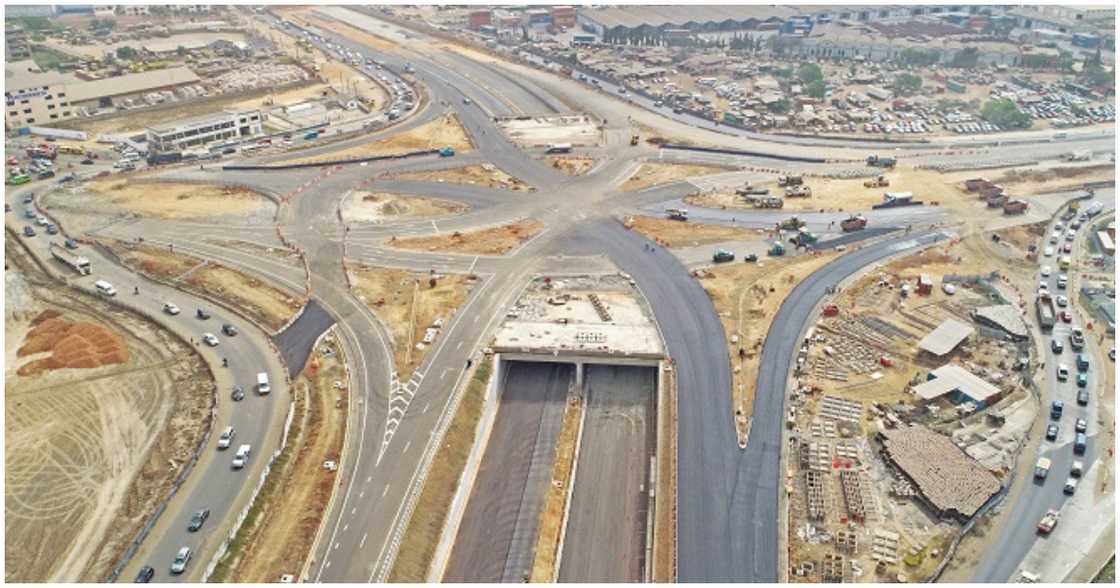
146;109;262;152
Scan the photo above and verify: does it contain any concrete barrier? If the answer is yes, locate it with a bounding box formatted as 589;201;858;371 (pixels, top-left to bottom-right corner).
222;148;438;171
660;143;826;163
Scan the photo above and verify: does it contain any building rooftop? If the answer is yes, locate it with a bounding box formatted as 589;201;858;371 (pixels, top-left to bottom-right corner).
4;60;79;93
917;318;975;356
974;304;1029;338
67;67;200;103
880;424;1001;519
912;363;1000;403
581;5;799;30
146;107;255;133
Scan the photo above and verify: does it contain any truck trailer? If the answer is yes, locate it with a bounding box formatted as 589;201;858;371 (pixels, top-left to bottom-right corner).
49;242;91;275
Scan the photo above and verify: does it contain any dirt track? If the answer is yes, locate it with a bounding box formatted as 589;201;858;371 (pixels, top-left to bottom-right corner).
5;239;212;582
388;219;544;256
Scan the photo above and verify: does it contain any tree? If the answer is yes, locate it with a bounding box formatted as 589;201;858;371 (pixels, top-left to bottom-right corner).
898;47;940;67
769;99;791;114
806;80;826;99
950;47;979;69
116;46;137;60
797;63;823;85
980;98;1031;128
894;73;922;93
176;45;187;57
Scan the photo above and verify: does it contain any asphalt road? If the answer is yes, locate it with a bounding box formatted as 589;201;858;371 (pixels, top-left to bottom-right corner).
273;300;335;378
972;192;1113;582
444;361;572;582
559;364;655;583
5;185;290;583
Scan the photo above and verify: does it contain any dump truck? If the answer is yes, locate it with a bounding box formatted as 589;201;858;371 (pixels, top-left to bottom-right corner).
866;154;896;168
768;242;786;256
840;215;867;232
748;195;784;208
1003;199;1029;215
439;146;456;157
665;208;688;221
1037;292;1057;330
1037;509;1060;534
987;193;1009;208
779;216;806;230
50;242;91;275
790;229;818;247
864;175;889;188
1034;457;1052;479
777;174;803;187
712;249;735;263
785;185;812;198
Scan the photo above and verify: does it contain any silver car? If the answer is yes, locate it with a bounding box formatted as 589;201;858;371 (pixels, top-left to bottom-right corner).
170;546;191;574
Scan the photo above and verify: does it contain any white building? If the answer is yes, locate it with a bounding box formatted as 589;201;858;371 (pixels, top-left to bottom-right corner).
119;5;150;17
146;109;263;152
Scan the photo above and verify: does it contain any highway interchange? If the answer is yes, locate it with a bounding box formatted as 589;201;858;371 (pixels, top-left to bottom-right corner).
8;6;1115;583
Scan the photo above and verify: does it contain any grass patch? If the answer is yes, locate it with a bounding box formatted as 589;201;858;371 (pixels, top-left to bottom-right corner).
389;359;493;581
208;399;304;582
1094;556;1115;583
31;48;68;71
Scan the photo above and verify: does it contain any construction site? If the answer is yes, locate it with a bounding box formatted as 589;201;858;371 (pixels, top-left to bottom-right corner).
443;273;665;583
785;241;1038;583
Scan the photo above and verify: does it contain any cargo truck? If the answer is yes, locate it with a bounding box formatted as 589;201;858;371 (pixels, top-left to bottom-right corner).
49;242;91;275
777;174;803;186
1037;509;1060;534
840;215;867;232
1034;457;1052;479
545;143;572;154
665;208;688;221
1003;199;1029;215
866;154;897;168
785;185;812;198
1036;292;1057;330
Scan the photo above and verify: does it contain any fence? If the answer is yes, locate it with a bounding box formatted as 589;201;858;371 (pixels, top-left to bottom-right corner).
660;143;827;163
221;148;437;171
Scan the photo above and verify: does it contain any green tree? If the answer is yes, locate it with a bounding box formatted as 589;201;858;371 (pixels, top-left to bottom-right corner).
770;99;791;114
980;98;1031;128
898;47;940;66
806;80;826;99
894;73;923;93
116;46;137;60
797;63;823;84
950;47;980;69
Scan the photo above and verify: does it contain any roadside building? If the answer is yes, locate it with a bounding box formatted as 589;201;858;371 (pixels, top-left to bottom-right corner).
5;25;31;61
1097;230;1115;255
972;305;1029;341
145;109;263;152
4;61;79;130
66;67;201;109
912;363;1002;408
119;5;151;17
917;318;975;357
879;424;1001;521
552;6;577;29
469;9;492;31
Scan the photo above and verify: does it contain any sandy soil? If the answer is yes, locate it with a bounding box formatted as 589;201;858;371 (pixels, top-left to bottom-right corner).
388;219;544;256
547;156;596;176
15;310;129;376
225;332;348;582
620;162;732;192
283;114;472;164
349;267;473;380
995;222;1048;252
5;242;211;582
393;163;530;191
341;192;468;224
285;7;402;53
530;394;582;582
628;215;764;248
499;115;601;147
72;179;275;222
390;359;492;581
983;164;1116;195
106;242;303;333
699;251;841;440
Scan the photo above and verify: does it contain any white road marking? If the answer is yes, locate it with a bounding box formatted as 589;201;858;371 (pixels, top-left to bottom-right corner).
351;507;357;515
467;255;479;274
325;561;332;570
403;440;411;453
367;475;373;483
474;314;481;323
335;542;340;550
382;484;391;497
360;533;369;549
423;402;430;413
456;341;463;350
431;220;439;233
343;524;349;532
359;490;365;498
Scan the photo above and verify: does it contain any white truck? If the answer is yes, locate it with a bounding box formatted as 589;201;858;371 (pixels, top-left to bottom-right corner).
1064;150;1091;162
1034;457;1051;479
49;242;91;275
232;444;251;469
545;143;573;154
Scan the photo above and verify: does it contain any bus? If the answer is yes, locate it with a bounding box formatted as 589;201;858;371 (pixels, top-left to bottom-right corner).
7;174;31;185
58;145;84;155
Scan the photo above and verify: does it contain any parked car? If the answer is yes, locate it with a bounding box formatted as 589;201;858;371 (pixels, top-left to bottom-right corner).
64;238;79;249
1057;365;1070;381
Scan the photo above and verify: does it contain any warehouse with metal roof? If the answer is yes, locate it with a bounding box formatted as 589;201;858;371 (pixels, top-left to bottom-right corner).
917;318;975;356
972;304;1029;340
912;363;1002;407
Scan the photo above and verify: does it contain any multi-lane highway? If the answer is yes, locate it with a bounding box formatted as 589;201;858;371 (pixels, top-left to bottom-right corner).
22;5;1113;584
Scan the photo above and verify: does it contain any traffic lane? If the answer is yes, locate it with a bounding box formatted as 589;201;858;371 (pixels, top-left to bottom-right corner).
273;299;335;379
640;196;948;230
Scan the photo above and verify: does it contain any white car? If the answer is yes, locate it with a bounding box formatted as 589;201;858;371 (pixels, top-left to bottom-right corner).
1056;295;1069;307
1041;266;1052;277
36;215;49;226
202;333;220;347
1043;246;1054;257
164;302;180;315
1057;364;1070;381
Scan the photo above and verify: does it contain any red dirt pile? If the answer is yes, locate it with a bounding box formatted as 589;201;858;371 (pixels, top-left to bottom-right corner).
17;310;130;376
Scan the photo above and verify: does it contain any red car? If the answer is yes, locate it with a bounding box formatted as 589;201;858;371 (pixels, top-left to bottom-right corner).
7;156;18;166
1062;243;1073;253
1060;310;1073;323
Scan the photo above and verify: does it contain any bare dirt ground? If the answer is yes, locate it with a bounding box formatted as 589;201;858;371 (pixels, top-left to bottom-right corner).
547;155;596;176
349;267;473;380
54;179;275;223
620;162;732;192
699;251;841;439
529;393;583;582
499;115;601;147
390;359;492;581
995;221;1048;252
203;238;304;264
628;215;764;248
340;191;468;224
984;164;1116;194
284;114;472;164
284;6;402;53
392;163;531;191
222;332;348;582
105;241;303;333
389;219;544;256
5;241;212;582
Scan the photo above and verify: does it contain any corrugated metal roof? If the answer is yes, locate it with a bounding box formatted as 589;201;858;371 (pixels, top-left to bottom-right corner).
974;304;1028;338
917;318;974;356
4;60;79;92
67;67;200;103
583;5;798;30
913;363;1000;402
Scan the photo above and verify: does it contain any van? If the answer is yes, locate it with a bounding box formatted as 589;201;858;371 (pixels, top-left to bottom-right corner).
257;372;271;395
1074;432;1087;454
218;426;235;449
94;280;117;297
1076;353;1090;371
1050;400;1063;419
233;444;251;469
